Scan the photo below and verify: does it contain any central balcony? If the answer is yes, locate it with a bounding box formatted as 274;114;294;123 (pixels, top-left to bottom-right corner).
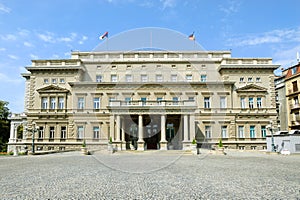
109;100;196;107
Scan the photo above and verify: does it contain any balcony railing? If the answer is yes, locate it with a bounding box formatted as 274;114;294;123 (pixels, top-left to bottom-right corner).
109;100;196;107
290;104;300;110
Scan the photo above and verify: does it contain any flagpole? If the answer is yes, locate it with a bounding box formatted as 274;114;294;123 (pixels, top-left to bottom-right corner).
106;38;108;51
150;31;152;49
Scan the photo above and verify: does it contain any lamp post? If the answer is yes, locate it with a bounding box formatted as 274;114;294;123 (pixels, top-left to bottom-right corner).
267;122;275;152
25;122;39;154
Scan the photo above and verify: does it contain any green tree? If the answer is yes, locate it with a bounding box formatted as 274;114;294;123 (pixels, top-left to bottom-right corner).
0;101;10;152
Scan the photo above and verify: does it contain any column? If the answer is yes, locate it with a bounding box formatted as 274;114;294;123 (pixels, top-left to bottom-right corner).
109;115;115;141
182;114;189;150
189;114;195;141
116;115;121;142
137;115;144;151
160;115;167;150
121;118;126;150
9;122;16;143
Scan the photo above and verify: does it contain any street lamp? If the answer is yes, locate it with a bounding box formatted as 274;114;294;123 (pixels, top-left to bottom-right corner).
266;122;275;152
25;122;39;154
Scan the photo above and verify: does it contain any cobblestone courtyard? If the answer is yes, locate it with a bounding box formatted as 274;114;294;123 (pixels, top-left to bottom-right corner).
0;150;300;199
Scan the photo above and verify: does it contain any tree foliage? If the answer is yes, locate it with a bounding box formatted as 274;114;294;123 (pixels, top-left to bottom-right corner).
0;101;10;152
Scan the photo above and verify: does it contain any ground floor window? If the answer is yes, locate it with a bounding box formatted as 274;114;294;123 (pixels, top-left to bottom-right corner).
61;126;67;139
49;127;55;139
250;126;255;138
205;126;211;138
77;126;84;139
93;126;100;139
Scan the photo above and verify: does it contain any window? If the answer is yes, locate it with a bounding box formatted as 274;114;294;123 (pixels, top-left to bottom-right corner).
201;75;207;82
186;75;192;82
93;126;100;139
239;77;244;82
125;97;132;105
240;97;246;109
78;97;84;109
201;64;206;68
250;126;255;138
157;97;163;105
221;126;227;138
97;65;102;69
58;97;64;109
239;146;245;150
141;75;148;82
248;77;253;82
204;97;210;108
292;67;297;75
93;97;100;109
173;97;179;105
125;75;132;82
257;97;262;108
256;77;261;82
156;64;162;68
220;97;226;108
52;78;57;84
49;127;55;139
156;75;163;82
61;126;67;139
294;97;299;105
171;74;177;82
42;97;48;110
238;126;244;138
188;96;194;101
251;146;256;150
38;127;44;139
126;65;132;69
96;75;103;82
111;75;117;82
261;126;266;138
109;97;116;106
141;97;147;106
44;78;49;84
112;65;117;69
59;78;65;83
249;97;254;109
186;64;191;69
171;64;176;69
292;81;298;92
205;126;211;138
50;97;56;110
77;126;84;139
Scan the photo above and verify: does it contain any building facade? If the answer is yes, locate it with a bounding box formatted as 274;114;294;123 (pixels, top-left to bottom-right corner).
8;50;279;152
275;75;288;131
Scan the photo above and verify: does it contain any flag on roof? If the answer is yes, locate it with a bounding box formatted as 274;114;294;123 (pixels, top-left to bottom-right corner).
188;32;195;41
99;32;108;40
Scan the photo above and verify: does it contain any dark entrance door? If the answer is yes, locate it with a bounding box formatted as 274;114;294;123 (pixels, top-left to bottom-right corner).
145;124;159;149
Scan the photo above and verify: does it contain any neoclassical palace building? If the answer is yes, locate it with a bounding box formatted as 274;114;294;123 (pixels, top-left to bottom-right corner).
8;50;279;152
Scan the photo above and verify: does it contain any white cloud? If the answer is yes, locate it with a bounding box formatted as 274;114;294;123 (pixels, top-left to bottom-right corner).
227;27;300;47
37;32;55;43
219;0;241;16
8;55;19;60
30;54;39;60
24;41;33;47
160;0;176;10
18;29;30;37
1;34;17;41
0;47;6;51
0;3;11;13
79;35;88;44
0;73;22;84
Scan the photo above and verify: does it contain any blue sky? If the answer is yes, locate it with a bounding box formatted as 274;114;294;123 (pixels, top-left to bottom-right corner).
0;0;300;113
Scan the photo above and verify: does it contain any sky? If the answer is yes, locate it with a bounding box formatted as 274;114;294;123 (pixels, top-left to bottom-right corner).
0;0;300;113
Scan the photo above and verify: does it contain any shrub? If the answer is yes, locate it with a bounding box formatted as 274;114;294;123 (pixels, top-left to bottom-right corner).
192;138;197;144
218;139;223;148
109;137;113;144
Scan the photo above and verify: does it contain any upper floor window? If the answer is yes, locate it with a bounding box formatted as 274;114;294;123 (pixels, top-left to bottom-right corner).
172;97;179;105
58;97;64;109
157;97;163;105
41;97;48;110
294;96;299;105
44;78;49;84
78;97;84;109
111;75;117;82
61;126;67;139
220;97;226;108
93;97;100;109
257;97;262;108
221;126;227;138
126;75;132;82
261;126;266;138
77;126;84;139
186;74;192;82
59;78;65;83
250;125;256;138
256;77;261;82
141;97;147;106
186;64;191;69
156;64;162;68
249;97;254;109
248;77;253;82
156;75;163;82
240;97;246;109
188;96;195;101
204;97;210;109
52;78;57;84
38;127;44;139
292;67;297;75
96;75;103;82
93;126;100;139
50;97;56;110
205;126;211;138
141;75;148;82
171;64;176;69
111;65;117;69
238;126;244;138
292;81;298;92
125;97;132;105
126;65;132;69
240;77;244;82
171;74;177;82
200;75;207;82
